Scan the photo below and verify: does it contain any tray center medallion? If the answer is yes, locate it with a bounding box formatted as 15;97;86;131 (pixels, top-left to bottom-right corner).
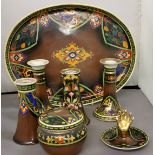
53;42;93;67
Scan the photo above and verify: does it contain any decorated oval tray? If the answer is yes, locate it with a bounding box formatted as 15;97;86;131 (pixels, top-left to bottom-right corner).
5;4;136;105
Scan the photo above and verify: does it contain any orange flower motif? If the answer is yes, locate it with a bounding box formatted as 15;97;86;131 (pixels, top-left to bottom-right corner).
30;18;37;25
90;13;102;29
65;85;71;91
19;99;29;115
107;75;115;81
54;136;64;144
104;26;109;32
72;84;78;91
79;87;85;93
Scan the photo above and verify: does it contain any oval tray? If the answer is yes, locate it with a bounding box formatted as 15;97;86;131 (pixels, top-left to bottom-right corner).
5;4;136;105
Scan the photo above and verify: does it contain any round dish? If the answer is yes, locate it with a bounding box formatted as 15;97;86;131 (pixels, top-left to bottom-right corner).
101;126;149;150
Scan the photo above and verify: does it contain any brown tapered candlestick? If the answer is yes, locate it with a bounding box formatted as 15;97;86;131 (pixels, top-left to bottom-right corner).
93;58;121;121
27;59;52;112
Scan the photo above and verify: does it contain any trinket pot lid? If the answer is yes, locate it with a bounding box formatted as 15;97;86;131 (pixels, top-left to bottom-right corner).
38;107;84;130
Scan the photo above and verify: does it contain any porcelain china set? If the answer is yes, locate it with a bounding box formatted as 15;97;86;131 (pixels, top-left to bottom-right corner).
12;58;149;155
5;4;149;155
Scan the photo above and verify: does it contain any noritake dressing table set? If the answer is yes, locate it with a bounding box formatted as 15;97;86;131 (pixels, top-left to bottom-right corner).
5;4;149;155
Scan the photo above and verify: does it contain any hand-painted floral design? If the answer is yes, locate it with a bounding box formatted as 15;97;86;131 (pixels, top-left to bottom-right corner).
11;64;32;78
106;75;115;81
46;88;53;100
63;72;82;110
39;13;49;27
19;98;29;115
115;50;132;60
50;10;91;30
5;6;136;107
9;52;27;64
81;130;85;136
69;135;75;142
38;126;87;145
90;12;102;29
64;74;78;81
103;96;116;115
54;42;93;67
72;83;78;91
54;136;64;144
67;103;79;110
94;85;103;97
64;85;71;92
67;117;76;124
121;60;131;67
46;136;54;143
69;92;74;97
10;18;38;51
79;86;85;93
116;64;127;82
102;16;130;50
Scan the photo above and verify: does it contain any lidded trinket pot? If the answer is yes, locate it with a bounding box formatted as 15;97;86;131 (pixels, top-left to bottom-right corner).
37;107;87;155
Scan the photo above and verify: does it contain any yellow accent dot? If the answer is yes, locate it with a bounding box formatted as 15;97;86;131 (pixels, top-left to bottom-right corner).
104;26;109;32
123;41;128;48
21;43;26;49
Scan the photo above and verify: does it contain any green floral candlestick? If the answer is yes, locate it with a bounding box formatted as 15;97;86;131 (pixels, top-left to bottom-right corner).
13;78;40;144
93;58;122;121
27;59;52;112
61;68;90;125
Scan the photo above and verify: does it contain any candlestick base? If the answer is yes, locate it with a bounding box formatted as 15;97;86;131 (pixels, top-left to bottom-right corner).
93;96;119;121
93;106;117;121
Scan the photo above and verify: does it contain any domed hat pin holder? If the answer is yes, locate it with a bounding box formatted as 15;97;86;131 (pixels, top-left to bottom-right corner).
61;68;90;125
93;58;122;121
101;109;149;150
13;78;40;144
